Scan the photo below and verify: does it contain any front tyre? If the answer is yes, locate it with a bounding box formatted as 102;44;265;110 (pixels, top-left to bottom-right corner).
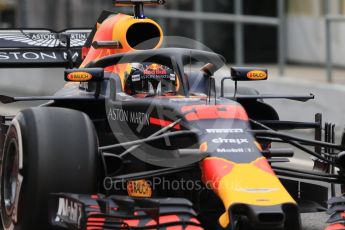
0;108;99;229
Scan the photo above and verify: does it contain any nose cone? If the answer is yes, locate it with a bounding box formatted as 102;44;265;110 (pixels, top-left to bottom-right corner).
201;157;297;229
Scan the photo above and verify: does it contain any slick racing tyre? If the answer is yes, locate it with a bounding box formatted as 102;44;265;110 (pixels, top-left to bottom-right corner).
0;108;98;230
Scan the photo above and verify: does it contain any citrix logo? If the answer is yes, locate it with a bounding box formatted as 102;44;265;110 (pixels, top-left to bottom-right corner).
212;138;249;144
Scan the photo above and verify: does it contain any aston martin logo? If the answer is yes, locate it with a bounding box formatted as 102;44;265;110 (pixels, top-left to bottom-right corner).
0;29;90;48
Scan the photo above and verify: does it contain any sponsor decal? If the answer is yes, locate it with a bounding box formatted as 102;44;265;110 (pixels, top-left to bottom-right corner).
247;70;267;80
144;69;167;75
0;51;57;60
67;72;93;82
144;63;168;75
141;74;171;80
0;51;80;61
0;31;88;48
131;74;141;82
212;138;249;144
217;148;245;153
127;180;152;198
170;74;176;81
69;33;88;40
130;112;150;125
31;33;57;40
206;129;244;134
56;198;83;228
30;33;87;41
107;108;150;126
108;108;129;122
217;148;254;153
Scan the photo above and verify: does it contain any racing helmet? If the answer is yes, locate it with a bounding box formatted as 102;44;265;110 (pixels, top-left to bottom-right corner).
125;63;177;97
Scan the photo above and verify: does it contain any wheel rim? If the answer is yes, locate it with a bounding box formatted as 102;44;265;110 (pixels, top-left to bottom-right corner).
3;139;19;216
1;135;23;229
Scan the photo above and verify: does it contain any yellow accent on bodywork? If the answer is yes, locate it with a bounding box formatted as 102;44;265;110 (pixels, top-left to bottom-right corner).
217;159;296;228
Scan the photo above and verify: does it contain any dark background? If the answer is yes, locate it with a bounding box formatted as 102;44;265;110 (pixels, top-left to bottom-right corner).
3;0;279;63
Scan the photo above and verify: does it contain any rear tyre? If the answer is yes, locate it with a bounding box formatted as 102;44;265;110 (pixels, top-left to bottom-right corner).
0;107;99;230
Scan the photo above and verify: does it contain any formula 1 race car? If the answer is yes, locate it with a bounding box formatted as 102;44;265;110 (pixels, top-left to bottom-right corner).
1;1;345;230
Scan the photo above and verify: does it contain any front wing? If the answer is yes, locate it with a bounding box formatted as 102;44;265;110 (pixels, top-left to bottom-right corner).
49;193;203;230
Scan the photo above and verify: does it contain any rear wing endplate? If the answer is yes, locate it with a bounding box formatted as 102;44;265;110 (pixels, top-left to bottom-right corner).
0;29;91;68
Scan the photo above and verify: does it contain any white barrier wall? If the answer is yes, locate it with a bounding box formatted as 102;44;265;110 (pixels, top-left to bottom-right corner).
287;0;345;66
17;0;110;30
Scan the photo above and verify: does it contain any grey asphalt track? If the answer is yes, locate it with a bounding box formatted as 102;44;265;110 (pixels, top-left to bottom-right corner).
1;67;344;230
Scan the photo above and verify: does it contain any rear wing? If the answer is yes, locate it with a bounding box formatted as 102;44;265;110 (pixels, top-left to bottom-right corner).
0;29;91;68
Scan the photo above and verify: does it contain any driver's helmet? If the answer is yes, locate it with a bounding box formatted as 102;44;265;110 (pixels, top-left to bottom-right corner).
125;63;177;97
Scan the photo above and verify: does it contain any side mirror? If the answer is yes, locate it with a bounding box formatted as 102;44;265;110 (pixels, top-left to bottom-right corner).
64;68;104;82
231;67;268;81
